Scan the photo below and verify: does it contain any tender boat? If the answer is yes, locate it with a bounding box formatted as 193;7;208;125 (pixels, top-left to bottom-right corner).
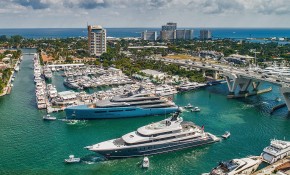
64;155;81;163
202;156;262;175
142;157;149;168
191;107;201;112
222;131;231;139
43;114;56;121
85;112;220;159
184;103;194;109
261;139;290;164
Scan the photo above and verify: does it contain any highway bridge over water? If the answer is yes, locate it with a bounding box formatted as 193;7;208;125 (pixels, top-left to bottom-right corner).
153;57;290;111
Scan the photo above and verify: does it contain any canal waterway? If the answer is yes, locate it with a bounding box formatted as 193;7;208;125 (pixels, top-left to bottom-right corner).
0;49;289;175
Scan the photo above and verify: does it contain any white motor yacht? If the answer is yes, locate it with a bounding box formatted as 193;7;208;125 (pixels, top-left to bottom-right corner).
64;155;80;163
191;107;201;112
43;114;56;121
142;157;149;168
202;156;262;175
261;139;290;164
155;85;178;97
222;131;231;139
178;82;198;92
184;103;194;109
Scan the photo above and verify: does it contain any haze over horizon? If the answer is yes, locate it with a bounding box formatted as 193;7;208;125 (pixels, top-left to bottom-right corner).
1;0;290;28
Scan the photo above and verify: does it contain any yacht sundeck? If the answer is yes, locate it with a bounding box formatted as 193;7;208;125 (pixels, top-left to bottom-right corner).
202;156;262;175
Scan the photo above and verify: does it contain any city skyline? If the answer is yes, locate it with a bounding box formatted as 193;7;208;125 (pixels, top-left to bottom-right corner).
1;0;290;28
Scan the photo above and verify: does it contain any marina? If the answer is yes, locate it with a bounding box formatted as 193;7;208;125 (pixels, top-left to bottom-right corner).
32;53;208;115
0;49;290;174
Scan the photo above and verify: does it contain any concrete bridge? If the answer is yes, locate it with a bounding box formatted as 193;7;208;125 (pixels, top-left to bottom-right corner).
152;57;290;111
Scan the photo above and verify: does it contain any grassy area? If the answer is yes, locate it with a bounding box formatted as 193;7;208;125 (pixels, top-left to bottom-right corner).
163;54;196;60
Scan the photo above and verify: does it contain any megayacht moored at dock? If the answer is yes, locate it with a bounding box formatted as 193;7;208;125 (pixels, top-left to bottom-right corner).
261;139;290;164
65;92;179;119
85;112;220;158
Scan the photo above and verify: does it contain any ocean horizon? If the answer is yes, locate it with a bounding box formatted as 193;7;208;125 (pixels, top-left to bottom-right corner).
1;28;290;39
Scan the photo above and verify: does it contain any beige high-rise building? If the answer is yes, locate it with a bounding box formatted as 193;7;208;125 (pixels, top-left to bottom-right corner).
88;25;106;56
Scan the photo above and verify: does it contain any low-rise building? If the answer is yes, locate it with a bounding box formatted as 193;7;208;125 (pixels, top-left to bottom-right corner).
141;69;165;79
224;54;253;64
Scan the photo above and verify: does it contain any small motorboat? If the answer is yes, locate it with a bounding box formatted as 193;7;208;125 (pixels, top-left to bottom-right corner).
275;97;281;102
64;155;80;163
184;103;194;109
142;157;149;168
191;107;200;112
222;131;231;139
43;114;56;121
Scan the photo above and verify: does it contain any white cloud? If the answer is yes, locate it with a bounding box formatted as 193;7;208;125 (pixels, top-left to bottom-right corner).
0;0;290;28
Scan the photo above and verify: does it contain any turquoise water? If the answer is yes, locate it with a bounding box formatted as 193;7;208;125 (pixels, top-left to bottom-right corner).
0;49;289;175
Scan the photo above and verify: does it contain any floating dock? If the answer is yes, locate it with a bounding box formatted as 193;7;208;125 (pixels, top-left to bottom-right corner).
270;103;287;114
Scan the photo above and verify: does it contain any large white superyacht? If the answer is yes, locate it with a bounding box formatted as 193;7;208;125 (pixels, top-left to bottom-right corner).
202;156;262;175
261;139;290;164
85;112;220;159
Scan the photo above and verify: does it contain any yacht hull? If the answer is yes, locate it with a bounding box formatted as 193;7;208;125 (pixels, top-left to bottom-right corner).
91;136;218;159
65;105;178;119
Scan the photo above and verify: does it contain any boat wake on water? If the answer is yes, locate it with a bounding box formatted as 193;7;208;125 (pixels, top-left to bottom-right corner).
59;119;88;126
81;154;106;164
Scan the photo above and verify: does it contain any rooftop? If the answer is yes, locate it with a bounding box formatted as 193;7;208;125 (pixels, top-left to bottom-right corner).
141;69;164;76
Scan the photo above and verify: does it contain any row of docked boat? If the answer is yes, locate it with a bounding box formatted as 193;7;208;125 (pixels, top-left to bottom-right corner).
177;82;207;92
63;73;134;90
62;66;106;77
33;54;47;109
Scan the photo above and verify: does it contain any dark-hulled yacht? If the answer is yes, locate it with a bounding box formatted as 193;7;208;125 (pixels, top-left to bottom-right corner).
85;112;220;158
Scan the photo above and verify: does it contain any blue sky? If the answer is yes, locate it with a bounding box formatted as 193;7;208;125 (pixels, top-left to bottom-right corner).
1;0;290;28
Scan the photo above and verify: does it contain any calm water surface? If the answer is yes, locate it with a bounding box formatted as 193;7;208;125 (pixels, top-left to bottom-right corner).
0;49;289;174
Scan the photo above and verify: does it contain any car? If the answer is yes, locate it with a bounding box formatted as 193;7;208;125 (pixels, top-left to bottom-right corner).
276;79;281;82
219;67;223;70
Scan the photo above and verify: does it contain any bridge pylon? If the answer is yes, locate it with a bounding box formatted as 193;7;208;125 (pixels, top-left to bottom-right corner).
223;72;271;98
281;85;290;111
